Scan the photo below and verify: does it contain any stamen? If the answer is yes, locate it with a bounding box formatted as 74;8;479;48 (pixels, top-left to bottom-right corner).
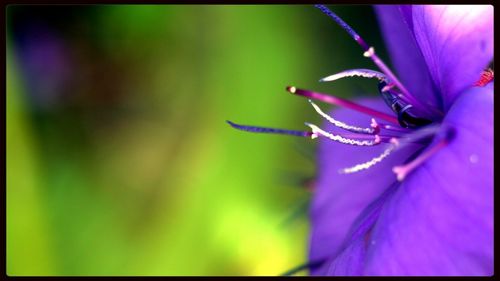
308;99;376;134
368;47;440;118
315;4;439;118
339;138;399;174
319;68;386;82
305;123;380;146
226;120;313;137
286;86;399;125
393;128;455;181
474;68;494;87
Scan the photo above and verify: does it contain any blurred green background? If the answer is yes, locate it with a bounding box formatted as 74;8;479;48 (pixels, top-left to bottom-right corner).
6;5;386;276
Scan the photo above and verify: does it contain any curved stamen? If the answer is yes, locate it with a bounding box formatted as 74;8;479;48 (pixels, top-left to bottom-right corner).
363;47;420;108
340;138;399;174
286;86;399;125
314;5;406;93
308;99;376;134
314;4;440;118
305;123;380;146
227;121;313;137
320;68;386;83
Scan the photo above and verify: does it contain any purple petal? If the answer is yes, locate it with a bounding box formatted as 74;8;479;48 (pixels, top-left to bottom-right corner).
410;5;493;110
375;6;440;111
309;98;420;275
320;183;397;275
364;85;493;275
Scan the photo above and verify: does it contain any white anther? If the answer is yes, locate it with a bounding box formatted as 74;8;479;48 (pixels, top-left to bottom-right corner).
363;47;375;57
308;100;375;134
305;123;379;146
320;68;386;82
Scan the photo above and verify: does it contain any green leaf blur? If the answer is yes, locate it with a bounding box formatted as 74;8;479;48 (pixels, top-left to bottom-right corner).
6;5;384;276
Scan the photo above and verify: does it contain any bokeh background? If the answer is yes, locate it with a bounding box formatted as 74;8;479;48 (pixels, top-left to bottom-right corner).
7;5;388;276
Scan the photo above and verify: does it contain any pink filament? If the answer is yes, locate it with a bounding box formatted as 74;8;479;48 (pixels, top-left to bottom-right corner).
287;86;399;125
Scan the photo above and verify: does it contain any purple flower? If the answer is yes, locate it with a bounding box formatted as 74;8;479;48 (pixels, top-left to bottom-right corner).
228;5;493;276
